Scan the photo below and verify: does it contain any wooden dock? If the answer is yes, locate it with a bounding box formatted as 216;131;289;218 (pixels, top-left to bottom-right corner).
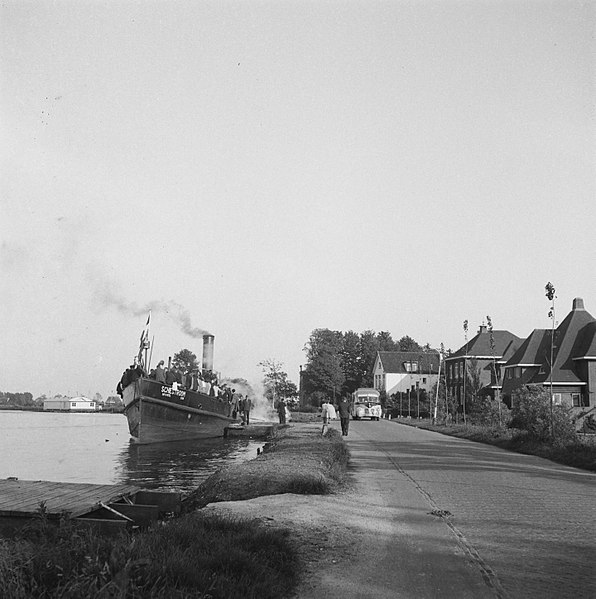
224;423;277;438
0;478;181;535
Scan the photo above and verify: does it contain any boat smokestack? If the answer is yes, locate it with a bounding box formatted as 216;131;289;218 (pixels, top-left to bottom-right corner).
202;334;215;372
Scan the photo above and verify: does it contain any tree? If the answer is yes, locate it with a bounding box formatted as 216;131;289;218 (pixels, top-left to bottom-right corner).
172;349;199;373
464;358;483;411
339;331;365;395
34;394;47;407
0;392;34;407
377;331;398;351
303;329;345;403
258;359;297;403
545;281;557;439
397;335;422;352
486;315;503;425
357;330;379;388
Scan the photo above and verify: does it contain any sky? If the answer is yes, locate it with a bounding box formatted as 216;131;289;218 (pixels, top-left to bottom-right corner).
1;0;594;400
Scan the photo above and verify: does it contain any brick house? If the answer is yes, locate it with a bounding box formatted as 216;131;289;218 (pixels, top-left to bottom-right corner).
372;351;440;397
502;297;596;428
445;326;523;408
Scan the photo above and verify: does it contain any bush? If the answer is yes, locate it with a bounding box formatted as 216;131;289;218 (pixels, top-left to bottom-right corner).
510;385;576;444
467;396;511;428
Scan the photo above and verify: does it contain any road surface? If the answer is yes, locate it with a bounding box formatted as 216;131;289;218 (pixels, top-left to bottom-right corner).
338;418;596;598
204;420;596;598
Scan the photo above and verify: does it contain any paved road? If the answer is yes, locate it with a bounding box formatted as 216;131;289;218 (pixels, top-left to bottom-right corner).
343;418;596;599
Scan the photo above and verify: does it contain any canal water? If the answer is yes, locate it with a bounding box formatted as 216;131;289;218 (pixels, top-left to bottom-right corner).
0;410;263;495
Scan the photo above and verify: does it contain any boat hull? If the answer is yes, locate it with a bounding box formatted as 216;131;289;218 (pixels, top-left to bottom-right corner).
123;378;235;444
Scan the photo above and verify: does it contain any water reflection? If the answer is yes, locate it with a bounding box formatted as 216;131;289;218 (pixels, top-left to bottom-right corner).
115;437;263;495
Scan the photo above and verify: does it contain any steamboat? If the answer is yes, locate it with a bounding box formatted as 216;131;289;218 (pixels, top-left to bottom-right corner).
120;322;236;444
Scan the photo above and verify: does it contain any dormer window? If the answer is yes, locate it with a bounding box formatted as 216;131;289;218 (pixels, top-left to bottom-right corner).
404;361;418;372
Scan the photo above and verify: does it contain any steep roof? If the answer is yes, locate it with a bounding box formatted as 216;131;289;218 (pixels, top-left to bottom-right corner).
505;329;551;367
377;351;440;374
532;298;596;384
449;328;523;361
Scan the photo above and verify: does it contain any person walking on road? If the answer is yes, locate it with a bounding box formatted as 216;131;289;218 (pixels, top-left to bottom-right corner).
337;395;351;436
320;399;336;435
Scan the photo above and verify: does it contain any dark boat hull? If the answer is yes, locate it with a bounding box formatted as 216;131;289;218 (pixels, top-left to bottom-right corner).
123;378;235;444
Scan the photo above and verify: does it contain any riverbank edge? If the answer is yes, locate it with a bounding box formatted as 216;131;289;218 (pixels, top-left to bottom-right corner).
0;422;349;599
389;417;596;472
183;421;350;512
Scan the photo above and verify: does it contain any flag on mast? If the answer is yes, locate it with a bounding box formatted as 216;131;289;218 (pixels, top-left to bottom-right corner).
138;310;151;366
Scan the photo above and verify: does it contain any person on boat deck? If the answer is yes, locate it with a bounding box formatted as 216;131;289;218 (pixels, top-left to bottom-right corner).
190;369;199;391
179;370;188;389
118;363;142;395
155;360;166;384
165;367;177;386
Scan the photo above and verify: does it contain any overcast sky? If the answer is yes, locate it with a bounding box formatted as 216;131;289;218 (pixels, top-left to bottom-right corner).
1;1;594;399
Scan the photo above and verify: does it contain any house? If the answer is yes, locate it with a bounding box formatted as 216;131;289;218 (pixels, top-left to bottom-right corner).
445;325;523;408
43;396;97;411
502;297;596;427
372;351;441;397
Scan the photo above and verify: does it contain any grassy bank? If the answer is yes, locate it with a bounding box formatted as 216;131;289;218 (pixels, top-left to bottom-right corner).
0;425;349;599
184;425;350;510
393;418;596;472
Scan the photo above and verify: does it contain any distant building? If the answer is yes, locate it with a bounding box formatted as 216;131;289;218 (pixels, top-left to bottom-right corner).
372;351;441;396
43;396;97;411
445;326;523;408
502;297;596;428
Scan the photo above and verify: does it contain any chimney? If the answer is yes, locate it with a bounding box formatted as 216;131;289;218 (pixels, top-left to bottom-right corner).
478;324;487;334
572;297;585;311
202;334;215;372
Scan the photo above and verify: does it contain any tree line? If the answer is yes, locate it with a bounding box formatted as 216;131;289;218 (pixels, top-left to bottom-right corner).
301;329;430;406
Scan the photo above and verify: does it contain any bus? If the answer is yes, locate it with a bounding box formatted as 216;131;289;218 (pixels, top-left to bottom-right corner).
351;388;382;420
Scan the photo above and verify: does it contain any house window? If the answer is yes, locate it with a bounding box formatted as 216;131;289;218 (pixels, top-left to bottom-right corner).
553;393;562;405
572;393;588;407
411;362;418;372
422;377;427;384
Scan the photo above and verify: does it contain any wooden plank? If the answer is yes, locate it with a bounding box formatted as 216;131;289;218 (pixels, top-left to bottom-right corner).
0;480;140;519
108;503;159;528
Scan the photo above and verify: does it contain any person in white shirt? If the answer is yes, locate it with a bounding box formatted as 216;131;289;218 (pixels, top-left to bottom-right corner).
320;400;336;435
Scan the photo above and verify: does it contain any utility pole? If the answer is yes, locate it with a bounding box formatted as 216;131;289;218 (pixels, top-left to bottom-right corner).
416;381;420;419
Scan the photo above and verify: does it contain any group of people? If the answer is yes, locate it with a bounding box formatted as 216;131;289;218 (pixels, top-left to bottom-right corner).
321;396;351;436
117;361;253;423
150;360;219;395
